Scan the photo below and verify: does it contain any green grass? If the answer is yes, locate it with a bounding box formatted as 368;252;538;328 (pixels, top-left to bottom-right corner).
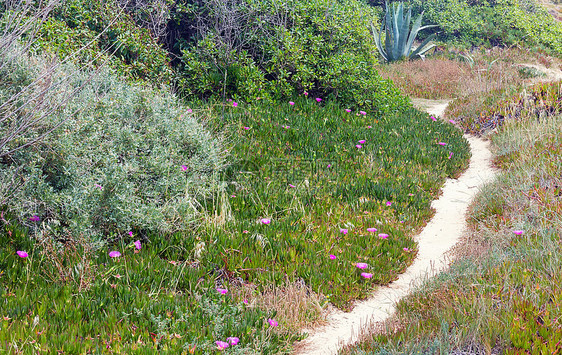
0;97;470;353
341;97;562;354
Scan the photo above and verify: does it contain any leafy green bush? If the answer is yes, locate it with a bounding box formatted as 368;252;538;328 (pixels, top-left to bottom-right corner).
175;0;407;113
0;51;224;242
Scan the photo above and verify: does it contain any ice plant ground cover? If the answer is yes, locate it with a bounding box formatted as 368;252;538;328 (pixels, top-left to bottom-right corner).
0;96;469;352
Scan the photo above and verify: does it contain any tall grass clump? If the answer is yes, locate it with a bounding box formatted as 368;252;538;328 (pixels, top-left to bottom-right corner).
342;82;562;354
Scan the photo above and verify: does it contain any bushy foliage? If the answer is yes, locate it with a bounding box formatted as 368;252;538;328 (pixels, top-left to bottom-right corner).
406;0;562;55
0;52;225;242
175;0;407;113
28;0;172;83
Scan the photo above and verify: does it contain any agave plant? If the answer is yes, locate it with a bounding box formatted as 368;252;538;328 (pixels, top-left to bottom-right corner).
372;2;437;62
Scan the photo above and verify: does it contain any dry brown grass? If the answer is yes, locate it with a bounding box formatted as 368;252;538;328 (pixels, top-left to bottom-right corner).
230;280;328;333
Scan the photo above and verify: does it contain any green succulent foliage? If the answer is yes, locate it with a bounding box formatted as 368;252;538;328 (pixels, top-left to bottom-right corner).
372;1;437;62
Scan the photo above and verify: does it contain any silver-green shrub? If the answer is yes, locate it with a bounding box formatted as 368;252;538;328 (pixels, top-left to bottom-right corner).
0;51;225;242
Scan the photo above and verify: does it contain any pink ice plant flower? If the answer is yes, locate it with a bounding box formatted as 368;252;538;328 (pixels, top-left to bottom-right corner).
367;125;372;128
134;240;142;250
128;231;133;237
356;144;362;149
95;184;103;190
260;218;271;225
359;111;366;115
289;101;295;105
29;215;40;222
386;201;392;206
403;247;410;252
358;140;366;144
448;152;454;159
513;230;524;235
449;119;456;124
316;98;322;102
232;102;238;107
329;254;336;260
367;227;377;232
243;126;250;130
227;337;239;345
109;251;121;258
361;272;373;279
181;165;188;171
431;116;437;121
356;262;368;269
216;341;229;350
187;108;193;113
217;287;228;294
340;228;348;235
346;109;352;112
268;318;278;327
304;91;308;96
438;142;447;146
289;184;296;188
379;233;389;239
16;251;28;258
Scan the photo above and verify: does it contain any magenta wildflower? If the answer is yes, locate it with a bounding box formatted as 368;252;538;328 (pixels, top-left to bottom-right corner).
379;233;389;239
289;101;295;106
232;102;238;107
260;218;271;224
243;299;249;304
431;116;437;121
361;272;373;279
359;111;367;115
268;318;278;327
449;119;456;124
438;142;447;146
289;184;296;188
356;144;362;149
243;126;250;130
367;227;377;233
303;91;308;96
16;251;28;258
29;215;40;222
403;247;410;252
367;125;372;128
95;184;103;190
513;230;524;235
109;251;121;258
217;287;228;294
134;240;142;250
358;140;366;144
340;228;348;235
227;337;239;346
448;152;454;159
327;164;332;168
181;165;188;171
187;108;193;113
329;254;336;260
243;230;249;234
316;98;322;103
216;341;229;350
386;201;392;206
345;109;351;112
356;262;368;269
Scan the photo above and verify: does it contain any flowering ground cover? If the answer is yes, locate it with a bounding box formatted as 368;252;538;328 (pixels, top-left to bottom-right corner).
0;95;469;353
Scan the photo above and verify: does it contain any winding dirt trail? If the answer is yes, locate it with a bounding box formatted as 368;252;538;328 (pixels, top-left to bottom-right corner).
294;100;498;355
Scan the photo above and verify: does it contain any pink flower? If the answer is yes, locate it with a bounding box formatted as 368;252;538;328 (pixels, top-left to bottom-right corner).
513;230;524;235
109;251;121;258
361;272;373;279
243;127;250;130
134;240;142;250
359;111;366;115
358;140;366;144
243;299;249;304
345;109;351;112
403;247;410;252
386;201;392;206
16;251;28;258
431;116;437;121
217;288;228;294
216;341;229;350
261;218;271;224
438;142;447;146
316;98;322;103
95;184;103;190
340;228;348;235
181;165;188;171
329;254;336;260
243;230;249;234
227;337;239;346
367;227;377;232
268;318;278;327
327;164;332;168
232;102;238;107
356;262;368;269
289;101;295;106
449;119;456;124
356;145;362;149
448;152;454;159
29;215;40;222
379;233;389;239
288;184;296;188
128;231;133;237
187;108;193;113
367;125;372;128
303;91;308;96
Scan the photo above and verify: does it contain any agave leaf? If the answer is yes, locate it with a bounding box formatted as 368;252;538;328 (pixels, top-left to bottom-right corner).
397;8;412;59
385;6;393;59
405;11;424;56
410;33;437;58
371;22;388;62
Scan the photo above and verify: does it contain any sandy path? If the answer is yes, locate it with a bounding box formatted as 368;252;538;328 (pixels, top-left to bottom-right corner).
294;100;498;355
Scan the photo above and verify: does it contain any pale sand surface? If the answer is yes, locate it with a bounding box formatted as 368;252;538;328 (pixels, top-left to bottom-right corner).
294;99;498;355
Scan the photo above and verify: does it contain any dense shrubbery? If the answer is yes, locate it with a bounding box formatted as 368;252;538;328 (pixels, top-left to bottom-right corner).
175;0;407;113
0;51;224;242
407;0;562;55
